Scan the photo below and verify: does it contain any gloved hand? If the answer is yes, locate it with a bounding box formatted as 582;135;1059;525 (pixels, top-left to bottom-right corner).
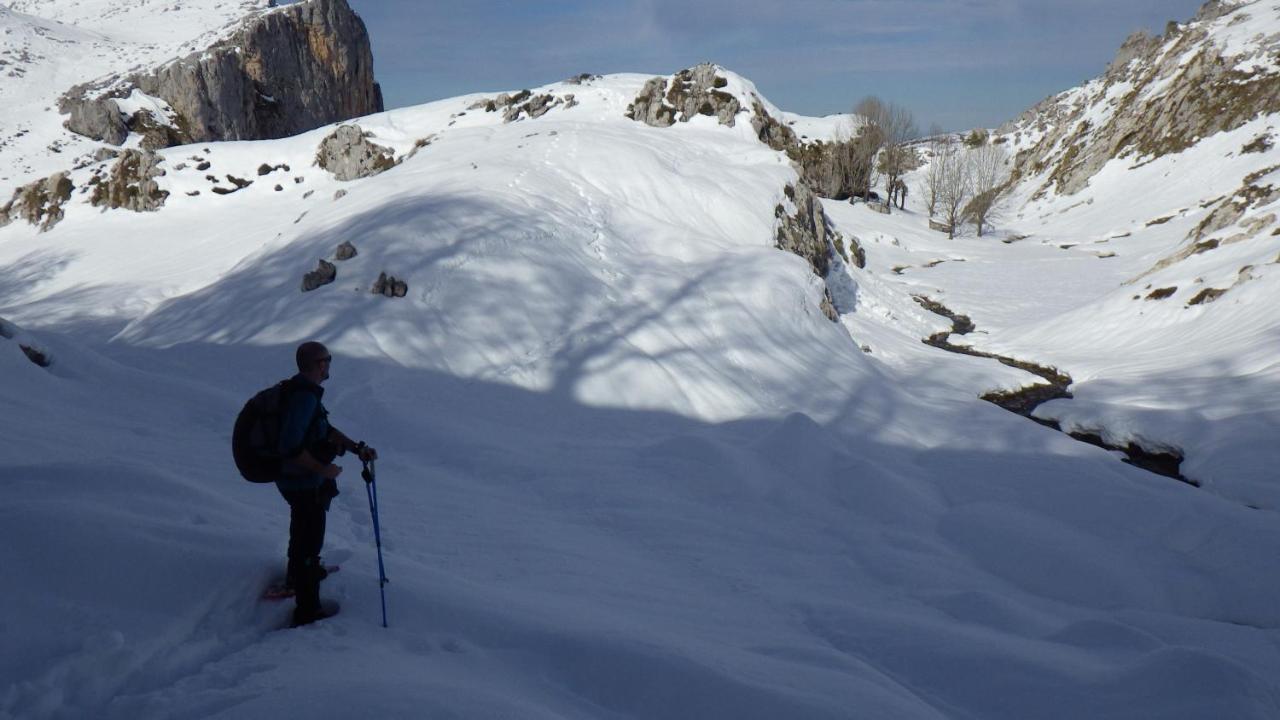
355;441;378;463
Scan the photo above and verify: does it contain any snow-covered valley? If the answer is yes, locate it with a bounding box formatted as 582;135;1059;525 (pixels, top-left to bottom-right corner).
3;1;1280;718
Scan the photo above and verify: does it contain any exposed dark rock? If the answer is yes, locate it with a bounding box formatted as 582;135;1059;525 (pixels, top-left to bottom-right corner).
565;73;602;85
1146;286;1177;300
301;259;337;292
335;241;357;260
89;150;169;212
19;344;51;368
315;124;396;181
196;161;211;171
333;189;348;200
1187;287;1227;305
0;317;14;339
469;90;574;123
371;271;408;298
59;0;383;148
258;163;274;176
1242;134;1273;154
0;171;74;231
774;180;840;321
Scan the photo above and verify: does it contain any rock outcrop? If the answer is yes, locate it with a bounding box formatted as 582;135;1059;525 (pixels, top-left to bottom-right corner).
88;150;169;212
775;181;841;321
467;90;578;122
625;63;741;128
1004;2;1280;197
59;0;382;149
315;124;396;181
0;172;74;231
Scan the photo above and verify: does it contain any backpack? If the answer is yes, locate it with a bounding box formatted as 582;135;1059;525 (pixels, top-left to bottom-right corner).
232;379;303;483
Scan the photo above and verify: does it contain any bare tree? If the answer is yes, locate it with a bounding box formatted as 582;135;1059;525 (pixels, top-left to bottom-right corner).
856;96;918;214
936;142;971;239
832;115;881;200
920;135;951;218
964;140;1008;237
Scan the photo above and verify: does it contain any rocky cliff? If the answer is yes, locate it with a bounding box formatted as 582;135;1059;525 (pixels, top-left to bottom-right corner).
1003;0;1280;199
59;0;382;149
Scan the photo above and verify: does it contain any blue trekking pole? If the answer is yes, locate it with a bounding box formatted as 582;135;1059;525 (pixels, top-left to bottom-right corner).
362;458;389;628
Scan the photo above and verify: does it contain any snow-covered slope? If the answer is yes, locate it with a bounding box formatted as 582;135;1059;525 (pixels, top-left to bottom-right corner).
832;0;1280;507
3;11;1280;720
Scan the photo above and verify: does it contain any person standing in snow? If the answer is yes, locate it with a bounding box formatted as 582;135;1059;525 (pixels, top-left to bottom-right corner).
276;340;377;626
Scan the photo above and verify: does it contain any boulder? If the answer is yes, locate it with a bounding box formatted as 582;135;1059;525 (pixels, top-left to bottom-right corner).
335;241;358;260
19;344;51;368
371;271;407;298
302;259;337;292
315;124;396;181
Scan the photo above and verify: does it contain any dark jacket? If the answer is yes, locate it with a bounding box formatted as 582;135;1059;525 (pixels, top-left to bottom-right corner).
276;374;332;491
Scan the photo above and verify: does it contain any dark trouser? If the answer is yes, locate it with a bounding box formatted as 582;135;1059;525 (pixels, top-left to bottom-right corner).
278;479;337;619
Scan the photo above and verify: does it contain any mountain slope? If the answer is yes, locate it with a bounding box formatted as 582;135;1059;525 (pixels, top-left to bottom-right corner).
843;0;1280;507
2;10;1280;720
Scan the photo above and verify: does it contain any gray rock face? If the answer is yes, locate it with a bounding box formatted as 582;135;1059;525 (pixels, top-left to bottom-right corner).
60;0;383;148
0;317;14;339
625;63;741;128
316;124;396;181
625;77;677;127
371;271;407;298
335;241;358;260
1006;3;1280;197
0;172;74;231
302;259;337;292
750;99;797;152
88;150;169;212
774;181;841;321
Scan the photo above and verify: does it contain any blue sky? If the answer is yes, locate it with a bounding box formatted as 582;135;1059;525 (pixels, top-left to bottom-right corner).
349;1;1206;131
